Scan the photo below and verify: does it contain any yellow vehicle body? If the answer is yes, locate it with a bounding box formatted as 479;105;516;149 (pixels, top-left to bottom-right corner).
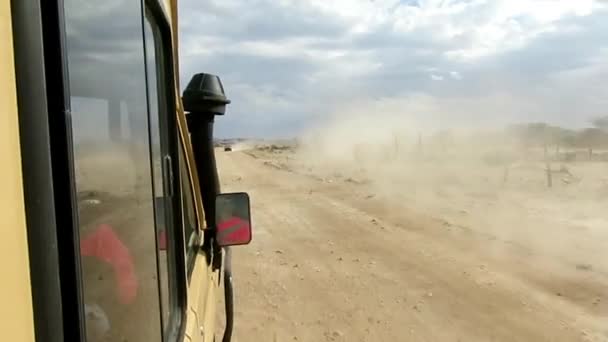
0;1;36;340
165;1;221;340
2;0;245;340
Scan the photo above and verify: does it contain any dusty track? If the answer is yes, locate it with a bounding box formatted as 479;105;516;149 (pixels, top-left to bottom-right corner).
217;149;608;342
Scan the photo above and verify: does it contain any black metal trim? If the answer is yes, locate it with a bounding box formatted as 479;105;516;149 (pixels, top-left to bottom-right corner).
39;0;87;340
222;247;234;342
11;0;66;341
141;7;167;339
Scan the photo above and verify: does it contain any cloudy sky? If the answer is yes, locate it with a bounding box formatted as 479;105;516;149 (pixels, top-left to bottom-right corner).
178;0;608;138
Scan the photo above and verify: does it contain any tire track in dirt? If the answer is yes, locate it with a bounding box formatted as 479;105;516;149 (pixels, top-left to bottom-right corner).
217;150;606;342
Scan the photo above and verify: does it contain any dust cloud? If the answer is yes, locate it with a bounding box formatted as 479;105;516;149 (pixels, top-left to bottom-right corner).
295;105;608;275
227;97;608;340
221;104;608;340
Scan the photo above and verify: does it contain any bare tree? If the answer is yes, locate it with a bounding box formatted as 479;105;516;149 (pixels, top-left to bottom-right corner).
591;116;608;131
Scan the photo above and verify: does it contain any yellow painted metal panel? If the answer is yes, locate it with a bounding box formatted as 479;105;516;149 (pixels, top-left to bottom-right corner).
0;1;36;340
170;3;219;341
185;252;209;342
161;0;172;27
169;0;206;229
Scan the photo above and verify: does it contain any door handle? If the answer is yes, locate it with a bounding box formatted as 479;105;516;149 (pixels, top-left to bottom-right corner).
162;155;174;197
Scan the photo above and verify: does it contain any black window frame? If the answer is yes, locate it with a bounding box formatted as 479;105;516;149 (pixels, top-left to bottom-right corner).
142;1;189;340
13;0;83;340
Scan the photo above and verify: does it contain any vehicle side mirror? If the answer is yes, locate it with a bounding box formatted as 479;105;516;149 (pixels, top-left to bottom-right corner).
215;192;252;247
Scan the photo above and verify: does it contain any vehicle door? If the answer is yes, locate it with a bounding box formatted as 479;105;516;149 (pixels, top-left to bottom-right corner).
60;0;216;340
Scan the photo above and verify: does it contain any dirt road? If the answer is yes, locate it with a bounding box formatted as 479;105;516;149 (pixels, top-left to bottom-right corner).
217;149;608;342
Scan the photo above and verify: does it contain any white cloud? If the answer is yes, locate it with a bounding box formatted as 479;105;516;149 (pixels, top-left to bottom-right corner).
298;0;605;59
179;0;608;137
449;71;462;80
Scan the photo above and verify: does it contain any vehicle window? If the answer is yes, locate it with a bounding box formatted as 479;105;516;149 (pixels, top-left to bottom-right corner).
63;0;163;341
179;143;198;274
144;10;177;335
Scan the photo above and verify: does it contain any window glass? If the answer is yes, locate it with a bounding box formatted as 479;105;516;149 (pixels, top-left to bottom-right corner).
144;11;176;333
64;0;163;341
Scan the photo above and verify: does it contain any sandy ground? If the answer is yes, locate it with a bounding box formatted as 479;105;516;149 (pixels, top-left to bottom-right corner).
217;147;608;342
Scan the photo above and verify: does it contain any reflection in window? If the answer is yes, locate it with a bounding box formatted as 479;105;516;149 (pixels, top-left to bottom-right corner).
144;11;174;333
64;0;163;340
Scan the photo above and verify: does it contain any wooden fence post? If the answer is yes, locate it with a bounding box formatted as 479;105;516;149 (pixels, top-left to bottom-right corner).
545;162;552;188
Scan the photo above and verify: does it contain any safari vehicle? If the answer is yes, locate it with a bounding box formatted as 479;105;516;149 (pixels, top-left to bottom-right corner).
2;0;252;341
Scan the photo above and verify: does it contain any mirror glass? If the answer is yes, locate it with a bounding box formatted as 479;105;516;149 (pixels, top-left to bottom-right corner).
215;192;252;246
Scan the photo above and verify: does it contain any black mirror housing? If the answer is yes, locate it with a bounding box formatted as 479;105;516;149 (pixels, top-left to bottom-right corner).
215;192;252;247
